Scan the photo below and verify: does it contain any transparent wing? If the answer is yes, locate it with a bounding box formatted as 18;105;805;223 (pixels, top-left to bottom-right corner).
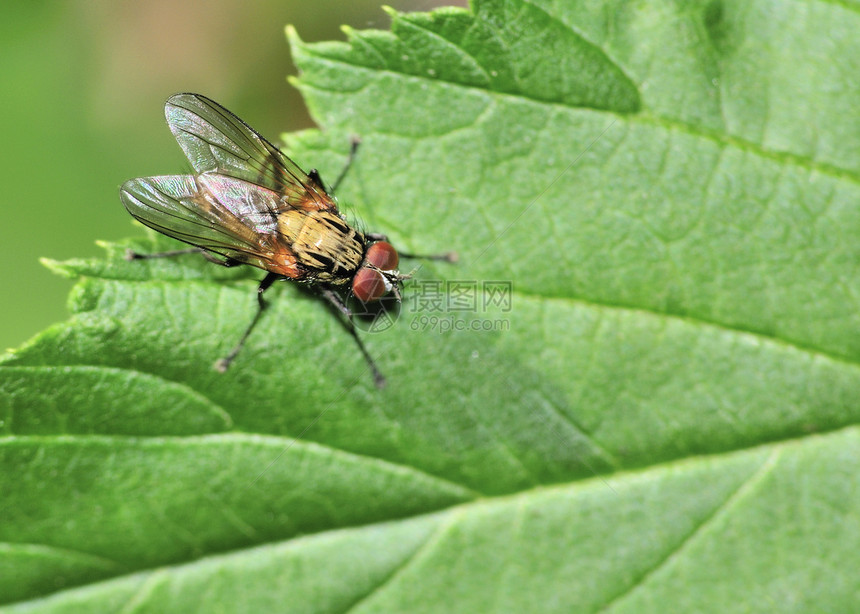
165;93;335;212
120;174;299;276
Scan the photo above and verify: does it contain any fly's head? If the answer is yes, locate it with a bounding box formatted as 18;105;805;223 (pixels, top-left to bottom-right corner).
351;240;409;304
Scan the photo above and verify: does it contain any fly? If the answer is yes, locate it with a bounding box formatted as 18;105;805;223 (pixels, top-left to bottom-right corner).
120;93;455;388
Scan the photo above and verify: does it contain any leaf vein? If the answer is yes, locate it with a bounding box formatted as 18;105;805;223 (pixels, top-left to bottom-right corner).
340;510;463;614
513;288;860;370
595;449;780;612
299;50;860;183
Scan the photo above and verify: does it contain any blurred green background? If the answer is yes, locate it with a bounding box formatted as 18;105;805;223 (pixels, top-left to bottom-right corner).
1;0;461;354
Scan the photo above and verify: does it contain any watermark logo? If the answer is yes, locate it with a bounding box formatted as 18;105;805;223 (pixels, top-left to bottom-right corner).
410;314;511;334
349;293;402;333
352;280;513;333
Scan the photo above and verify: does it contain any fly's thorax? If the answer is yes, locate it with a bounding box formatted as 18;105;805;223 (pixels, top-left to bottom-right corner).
276;208;364;282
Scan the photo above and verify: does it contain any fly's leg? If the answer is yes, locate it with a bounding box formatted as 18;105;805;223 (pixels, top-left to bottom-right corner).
308;137;361;195
329;137;361;194
125;247;241;267
320;286;386;389
365;233;458;263
214;272;280;373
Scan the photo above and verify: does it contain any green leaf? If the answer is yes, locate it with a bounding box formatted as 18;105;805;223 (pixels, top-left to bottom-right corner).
3;0;860;610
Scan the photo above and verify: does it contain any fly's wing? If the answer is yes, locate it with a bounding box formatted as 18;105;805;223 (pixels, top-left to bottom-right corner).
165;93;335;212
120;174;301;278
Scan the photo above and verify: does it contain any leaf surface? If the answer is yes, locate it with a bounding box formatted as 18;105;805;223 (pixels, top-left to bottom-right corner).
2;1;860;611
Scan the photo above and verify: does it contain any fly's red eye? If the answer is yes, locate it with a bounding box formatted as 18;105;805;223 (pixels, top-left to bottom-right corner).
352;268;387;303
365;241;399;271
